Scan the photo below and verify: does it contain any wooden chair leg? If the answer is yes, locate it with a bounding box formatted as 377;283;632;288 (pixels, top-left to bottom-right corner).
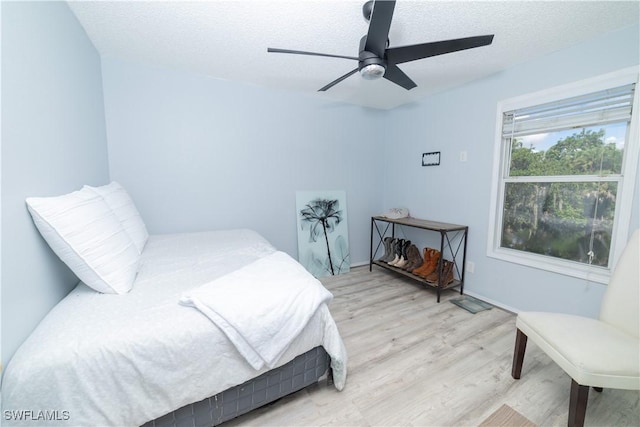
568;379;589;427
511;328;527;379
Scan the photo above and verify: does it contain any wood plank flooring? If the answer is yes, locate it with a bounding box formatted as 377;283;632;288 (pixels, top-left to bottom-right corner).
226;266;640;427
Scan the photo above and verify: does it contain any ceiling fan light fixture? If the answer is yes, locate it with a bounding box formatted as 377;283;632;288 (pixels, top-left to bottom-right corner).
360;63;385;80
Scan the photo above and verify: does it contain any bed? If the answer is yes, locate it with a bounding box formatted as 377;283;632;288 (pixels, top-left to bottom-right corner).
2;228;347;426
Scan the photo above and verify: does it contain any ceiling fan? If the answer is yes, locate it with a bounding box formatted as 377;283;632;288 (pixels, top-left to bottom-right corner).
267;0;494;92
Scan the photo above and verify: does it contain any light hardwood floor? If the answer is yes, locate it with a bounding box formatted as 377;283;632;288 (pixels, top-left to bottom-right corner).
226;266;639;427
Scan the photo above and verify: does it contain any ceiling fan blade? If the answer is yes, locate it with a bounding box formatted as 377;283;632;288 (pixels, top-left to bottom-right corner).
386;35;494;65
364;0;396;57
268;48;358;61
318;68;359;92
383;64;416;90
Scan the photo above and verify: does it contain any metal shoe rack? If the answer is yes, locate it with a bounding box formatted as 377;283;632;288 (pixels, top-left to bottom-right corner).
369;216;468;302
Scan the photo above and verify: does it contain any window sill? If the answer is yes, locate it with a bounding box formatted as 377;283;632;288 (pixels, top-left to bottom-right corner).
487;247;610;284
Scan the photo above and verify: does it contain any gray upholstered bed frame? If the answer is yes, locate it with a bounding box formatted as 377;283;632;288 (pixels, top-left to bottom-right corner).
141;346;331;427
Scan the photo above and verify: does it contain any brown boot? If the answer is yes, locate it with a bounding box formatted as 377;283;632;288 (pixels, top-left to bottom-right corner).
413;248;439;277
411;248;431;276
415;249;440;278
426;259;455;285
403;244;422;271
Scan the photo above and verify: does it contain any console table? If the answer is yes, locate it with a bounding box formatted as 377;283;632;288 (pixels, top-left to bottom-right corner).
369;216;468;302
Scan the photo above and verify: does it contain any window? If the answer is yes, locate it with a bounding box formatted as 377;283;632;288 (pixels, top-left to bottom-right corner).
488;68;639;283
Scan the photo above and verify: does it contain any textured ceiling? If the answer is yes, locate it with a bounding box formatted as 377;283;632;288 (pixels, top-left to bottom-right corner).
68;1;640;110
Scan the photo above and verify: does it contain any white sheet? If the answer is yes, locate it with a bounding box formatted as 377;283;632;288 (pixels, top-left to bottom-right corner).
1;229;347;427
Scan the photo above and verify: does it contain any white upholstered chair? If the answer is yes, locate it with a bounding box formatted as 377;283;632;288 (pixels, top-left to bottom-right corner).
511;229;640;427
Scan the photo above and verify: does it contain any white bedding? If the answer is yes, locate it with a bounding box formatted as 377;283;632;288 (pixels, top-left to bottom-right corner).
1;229;347;426
180;251;334;370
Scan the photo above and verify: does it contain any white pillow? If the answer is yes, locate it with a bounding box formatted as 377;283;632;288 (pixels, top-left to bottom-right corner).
85;182;148;253
26;187;140;294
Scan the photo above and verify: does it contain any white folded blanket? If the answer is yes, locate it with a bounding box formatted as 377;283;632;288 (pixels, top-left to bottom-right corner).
180;251;333;370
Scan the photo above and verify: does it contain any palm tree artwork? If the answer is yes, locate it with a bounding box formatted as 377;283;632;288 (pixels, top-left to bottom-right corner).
296;191;350;277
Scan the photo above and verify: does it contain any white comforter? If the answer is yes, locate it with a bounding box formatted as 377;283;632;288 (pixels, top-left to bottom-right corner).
1;230;347;426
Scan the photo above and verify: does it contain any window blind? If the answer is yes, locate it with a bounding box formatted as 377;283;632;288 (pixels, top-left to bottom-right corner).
503;83;635;138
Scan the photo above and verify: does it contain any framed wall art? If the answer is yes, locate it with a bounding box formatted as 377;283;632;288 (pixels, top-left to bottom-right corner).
295;190;350;277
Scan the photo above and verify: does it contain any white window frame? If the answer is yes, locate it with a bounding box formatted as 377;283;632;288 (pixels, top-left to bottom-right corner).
487;67;640;284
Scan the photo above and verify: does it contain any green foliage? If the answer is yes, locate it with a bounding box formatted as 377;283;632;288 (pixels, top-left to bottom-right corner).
509;129;622;177
502;128;623;266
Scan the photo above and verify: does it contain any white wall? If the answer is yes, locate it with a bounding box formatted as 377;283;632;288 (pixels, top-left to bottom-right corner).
1;2;109;368
382;23;640;317
101;57;386;262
